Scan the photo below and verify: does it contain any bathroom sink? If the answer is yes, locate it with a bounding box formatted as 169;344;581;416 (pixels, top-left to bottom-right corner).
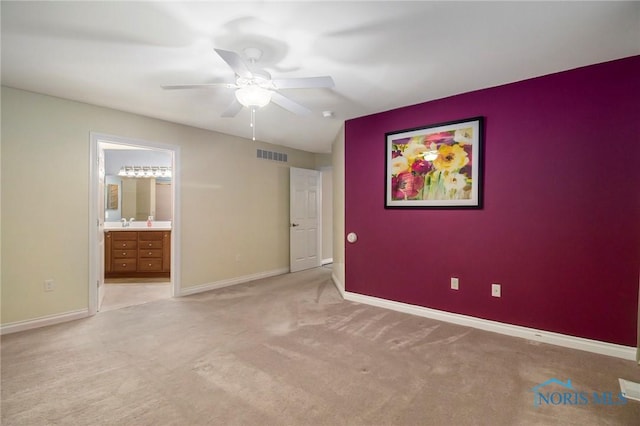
104;222;124;230
104;221;171;230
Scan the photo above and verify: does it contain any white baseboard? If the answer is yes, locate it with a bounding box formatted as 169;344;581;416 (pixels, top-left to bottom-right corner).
179;267;290;297
331;273;345;298
344;291;636;361
1;309;89;335
322;258;333;266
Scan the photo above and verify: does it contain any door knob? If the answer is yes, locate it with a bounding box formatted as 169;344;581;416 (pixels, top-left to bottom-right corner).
291;223;300;227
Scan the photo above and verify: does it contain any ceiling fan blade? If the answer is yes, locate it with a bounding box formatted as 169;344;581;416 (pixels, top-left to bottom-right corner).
161;83;236;90
214;48;253;79
270;92;312;116
272;76;335;90
221;99;243;118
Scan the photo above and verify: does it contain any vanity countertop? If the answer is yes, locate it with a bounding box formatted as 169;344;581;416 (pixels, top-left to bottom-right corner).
104;221;172;231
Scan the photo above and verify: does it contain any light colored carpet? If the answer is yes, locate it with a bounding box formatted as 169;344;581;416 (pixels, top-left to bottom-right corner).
2;267;639;425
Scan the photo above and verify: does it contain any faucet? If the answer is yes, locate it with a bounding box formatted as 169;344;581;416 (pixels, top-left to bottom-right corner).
121;218;136;227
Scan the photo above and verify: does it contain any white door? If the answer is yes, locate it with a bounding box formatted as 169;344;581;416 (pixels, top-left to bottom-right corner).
290;167;321;272
97;146;106;310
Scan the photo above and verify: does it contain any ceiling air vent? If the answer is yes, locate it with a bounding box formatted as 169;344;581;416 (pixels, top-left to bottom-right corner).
257;149;288;163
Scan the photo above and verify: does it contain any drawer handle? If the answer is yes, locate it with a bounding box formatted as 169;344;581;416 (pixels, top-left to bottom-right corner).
122;252;126;256
122;263;126;267
148;243;152;247
123;244;127;247
148;263;152;266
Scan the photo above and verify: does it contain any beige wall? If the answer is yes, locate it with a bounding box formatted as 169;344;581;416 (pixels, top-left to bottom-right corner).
314;153;332;169
134;178;154;221
155;182;172;221
121;178;137;220
331;127;345;293
0;86;316;325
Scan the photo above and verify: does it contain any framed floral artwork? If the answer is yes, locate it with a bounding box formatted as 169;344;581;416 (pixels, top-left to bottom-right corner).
385;116;484;208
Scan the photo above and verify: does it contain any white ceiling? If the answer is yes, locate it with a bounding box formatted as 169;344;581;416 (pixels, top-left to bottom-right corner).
2;1;638;153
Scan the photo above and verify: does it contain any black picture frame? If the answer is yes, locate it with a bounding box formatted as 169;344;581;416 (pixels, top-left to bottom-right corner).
385;116;484;209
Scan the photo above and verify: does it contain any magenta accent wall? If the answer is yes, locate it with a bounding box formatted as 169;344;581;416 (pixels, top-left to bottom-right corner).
345;56;640;346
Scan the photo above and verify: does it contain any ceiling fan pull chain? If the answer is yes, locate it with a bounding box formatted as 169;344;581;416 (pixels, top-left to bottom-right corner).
251;106;256;141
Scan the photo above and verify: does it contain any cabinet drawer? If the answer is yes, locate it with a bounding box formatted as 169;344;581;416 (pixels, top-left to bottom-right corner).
139;249;162;258
138;231;164;241
113;250;136;258
140;240;163;249
113;240;137;249
112;232;138;240
138;259;162;271
113;258;137;271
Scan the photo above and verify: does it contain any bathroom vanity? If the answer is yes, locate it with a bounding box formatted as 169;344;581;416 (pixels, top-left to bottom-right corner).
104;223;171;278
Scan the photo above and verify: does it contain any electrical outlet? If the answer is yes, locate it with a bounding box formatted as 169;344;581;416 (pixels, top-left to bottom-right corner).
451;277;459;290
491;283;501;298
44;279;55;292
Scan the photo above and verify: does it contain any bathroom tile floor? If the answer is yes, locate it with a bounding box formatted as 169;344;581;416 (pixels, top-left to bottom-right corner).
101;279;171;312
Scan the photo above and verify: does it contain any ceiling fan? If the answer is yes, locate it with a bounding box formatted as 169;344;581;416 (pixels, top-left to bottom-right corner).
162;47;334;120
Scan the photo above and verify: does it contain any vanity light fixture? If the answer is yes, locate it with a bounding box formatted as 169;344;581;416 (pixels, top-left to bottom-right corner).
118;166;172;179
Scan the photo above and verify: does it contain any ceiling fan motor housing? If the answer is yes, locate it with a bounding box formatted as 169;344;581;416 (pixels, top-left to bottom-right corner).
237;70;273;90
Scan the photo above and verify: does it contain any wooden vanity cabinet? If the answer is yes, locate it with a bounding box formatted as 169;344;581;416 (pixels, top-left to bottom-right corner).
105;230;170;278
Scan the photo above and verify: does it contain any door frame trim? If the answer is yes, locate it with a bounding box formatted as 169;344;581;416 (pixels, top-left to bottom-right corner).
89;132;181;315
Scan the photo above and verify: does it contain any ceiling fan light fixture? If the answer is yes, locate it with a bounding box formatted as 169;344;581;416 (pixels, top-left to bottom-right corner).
235;86;273;108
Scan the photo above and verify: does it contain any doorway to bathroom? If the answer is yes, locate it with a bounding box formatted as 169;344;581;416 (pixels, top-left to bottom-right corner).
89;133;181;315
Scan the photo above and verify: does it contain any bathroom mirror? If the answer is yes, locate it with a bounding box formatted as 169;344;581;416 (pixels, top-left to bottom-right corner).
104;177;172;222
104;148;172;223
